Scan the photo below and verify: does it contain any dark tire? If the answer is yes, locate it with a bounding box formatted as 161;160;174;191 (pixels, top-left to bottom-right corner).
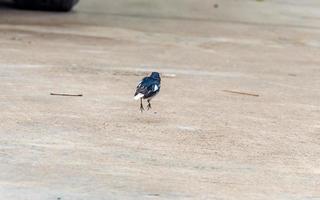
13;0;79;12
14;0;31;8
56;0;79;12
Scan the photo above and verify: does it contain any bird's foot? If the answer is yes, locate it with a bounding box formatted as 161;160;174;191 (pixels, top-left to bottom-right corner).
140;105;145;112
147;103;152;110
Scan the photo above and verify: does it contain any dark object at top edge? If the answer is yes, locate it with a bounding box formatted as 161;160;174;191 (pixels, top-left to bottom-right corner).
13;0;79;12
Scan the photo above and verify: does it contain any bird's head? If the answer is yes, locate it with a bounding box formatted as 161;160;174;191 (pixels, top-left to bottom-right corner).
150;72;161;81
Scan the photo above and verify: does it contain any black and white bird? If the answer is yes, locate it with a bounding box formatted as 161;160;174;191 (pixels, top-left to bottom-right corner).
134;72;161;112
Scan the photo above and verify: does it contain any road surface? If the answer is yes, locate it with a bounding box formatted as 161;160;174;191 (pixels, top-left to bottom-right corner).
0;0;319;199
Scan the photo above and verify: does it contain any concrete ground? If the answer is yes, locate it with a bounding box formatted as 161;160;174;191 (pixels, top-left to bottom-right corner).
0;0;319;199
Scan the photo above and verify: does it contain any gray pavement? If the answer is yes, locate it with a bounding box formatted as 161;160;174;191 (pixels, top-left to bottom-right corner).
0;0;319;199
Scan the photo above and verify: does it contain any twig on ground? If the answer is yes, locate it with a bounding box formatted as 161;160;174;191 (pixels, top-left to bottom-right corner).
222;90;259;97
50;93;83;97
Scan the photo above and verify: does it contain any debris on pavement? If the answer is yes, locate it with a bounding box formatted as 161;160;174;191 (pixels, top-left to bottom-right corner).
50;93;83;97
222;90;259;97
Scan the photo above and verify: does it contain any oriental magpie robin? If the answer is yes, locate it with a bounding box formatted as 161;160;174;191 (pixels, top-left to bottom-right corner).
134;72;161;112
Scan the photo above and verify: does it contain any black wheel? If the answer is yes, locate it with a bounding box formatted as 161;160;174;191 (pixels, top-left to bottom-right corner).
56;0;79;12
14;0;32;8
13;0;79;12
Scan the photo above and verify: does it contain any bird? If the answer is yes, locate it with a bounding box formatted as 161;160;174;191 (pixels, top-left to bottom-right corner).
134;72;161;112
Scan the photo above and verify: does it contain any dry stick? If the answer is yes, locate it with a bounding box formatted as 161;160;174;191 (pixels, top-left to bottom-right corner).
50;93;83;97
222;90;259;97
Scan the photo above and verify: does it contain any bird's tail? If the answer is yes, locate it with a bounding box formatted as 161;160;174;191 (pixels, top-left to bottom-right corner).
134;93;144;100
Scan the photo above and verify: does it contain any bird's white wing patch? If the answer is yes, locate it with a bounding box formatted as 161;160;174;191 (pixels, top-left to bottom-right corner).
153;85;159;91
134;93;144;100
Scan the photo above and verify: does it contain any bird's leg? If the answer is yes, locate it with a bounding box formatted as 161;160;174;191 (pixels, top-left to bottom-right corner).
140;98;144;112
147;99;152;110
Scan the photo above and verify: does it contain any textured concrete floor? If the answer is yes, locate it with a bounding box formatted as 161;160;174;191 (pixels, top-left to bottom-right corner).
0;0;319;199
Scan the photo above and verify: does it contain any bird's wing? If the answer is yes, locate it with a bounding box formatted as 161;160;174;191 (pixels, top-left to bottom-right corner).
135;77;159;96
153;84;159;92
